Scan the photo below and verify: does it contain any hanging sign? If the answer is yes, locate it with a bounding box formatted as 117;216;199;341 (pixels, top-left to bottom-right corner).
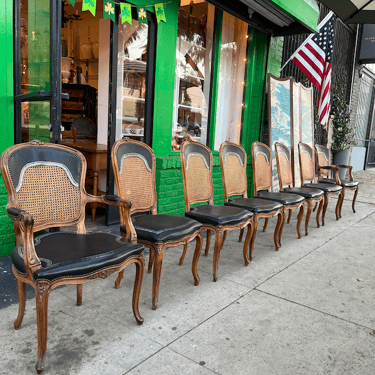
103;0;116;22
82;0;96;16
137;7;147;24
155;4;166;23
120;3;132;25
68;0;76;6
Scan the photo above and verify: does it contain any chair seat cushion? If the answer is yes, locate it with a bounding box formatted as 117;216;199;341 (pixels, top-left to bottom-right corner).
120;214;202;243
12;232;144;281
185;205;253;227
319;178;359;188
257;191;305;205
303;182;342;193
225;198;283;214
283;187;324;199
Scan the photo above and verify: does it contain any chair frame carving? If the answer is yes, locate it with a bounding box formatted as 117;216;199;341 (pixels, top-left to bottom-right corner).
252;141;305;241
298;142;343;225
275;142;324;236
220;141;284;260
111;137;203;310
315;144;359;216
180;139;254;282
1;140;145;374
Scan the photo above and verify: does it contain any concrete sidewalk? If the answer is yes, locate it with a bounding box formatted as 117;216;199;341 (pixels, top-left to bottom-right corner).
1;170;375;375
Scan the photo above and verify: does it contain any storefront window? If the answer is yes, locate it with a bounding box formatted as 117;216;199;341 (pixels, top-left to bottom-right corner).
171;0;215;151
214;12;248;150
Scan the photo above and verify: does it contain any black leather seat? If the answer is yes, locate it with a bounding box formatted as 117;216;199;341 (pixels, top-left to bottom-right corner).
283;187;324;199
225;197;283;214
320;178;359;188
257;191;305;205
12;232;144;281
185;205;253;227
120;214;202;243
303;182;342;193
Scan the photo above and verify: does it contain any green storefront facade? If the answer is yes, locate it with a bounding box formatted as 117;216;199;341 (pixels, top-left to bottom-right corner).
0;0;318;257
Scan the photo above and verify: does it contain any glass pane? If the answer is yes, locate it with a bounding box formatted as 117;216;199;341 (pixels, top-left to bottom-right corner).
21;101;51;143
116;17;149;142
214;13;248;150
20;0;51;94
171;0;215;151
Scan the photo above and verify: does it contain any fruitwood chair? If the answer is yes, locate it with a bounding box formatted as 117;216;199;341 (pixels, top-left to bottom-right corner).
61;127;77;142
220;142;284;262
1;140;145;374
180;139;254;282
252;142;305;242
112;138;203;310
275;142;324;236
315;144;359;217
298;142;343;225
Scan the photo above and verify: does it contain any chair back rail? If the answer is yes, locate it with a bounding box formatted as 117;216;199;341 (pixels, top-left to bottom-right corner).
298;142;316;184
275;142;293;190
252;142;273;194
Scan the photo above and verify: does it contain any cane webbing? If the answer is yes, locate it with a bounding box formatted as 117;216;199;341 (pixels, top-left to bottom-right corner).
255;153;271;191
223;154;246;196
317;153;330;177
186;155;211;203
279;153;293;186
301;152;314;181
119;156;155;211
16;165;80;226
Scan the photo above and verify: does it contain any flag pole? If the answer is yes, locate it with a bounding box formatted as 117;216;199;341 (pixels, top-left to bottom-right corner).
279;11;334;72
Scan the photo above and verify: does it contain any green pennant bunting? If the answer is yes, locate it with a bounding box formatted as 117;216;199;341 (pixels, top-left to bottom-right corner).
120;3;132;25
155;4;166;23
103;0;116;22
137;7;147;24
68;0;76;7
82;0;96;16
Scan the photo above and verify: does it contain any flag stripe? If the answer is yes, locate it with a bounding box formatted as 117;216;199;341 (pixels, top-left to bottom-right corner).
298;49;324;82
292;56;321;91
304;43;325;72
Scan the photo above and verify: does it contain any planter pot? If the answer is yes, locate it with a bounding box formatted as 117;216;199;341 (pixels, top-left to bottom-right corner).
333;148;351;180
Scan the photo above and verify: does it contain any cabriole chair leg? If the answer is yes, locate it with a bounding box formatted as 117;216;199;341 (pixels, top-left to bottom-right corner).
14;277;26;330
132;257;145;325
192;232;203;286
212;228;224;282
152;244;164;310
352;186;359;213
205;230;211;256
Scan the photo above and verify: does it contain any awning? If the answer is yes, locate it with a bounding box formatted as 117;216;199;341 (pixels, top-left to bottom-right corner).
318;0;375;24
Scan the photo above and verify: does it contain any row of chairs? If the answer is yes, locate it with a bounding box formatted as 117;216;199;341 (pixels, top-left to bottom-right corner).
1;138;358;373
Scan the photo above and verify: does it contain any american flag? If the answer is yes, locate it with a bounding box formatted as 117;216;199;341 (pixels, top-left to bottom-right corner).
292;13;335;128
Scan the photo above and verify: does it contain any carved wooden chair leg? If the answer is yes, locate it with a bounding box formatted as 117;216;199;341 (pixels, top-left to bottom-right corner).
316;198;323;228
287;209;292;224
115;270;125;289
179;243;188;266
35;281;51;374
278;208;286;246
335;193;341;221
205;229;211;256
263;218;269;232
296;204;305;239
313;202;318;212
242;223;253;266
76;285;82;306
14;277;26;330
238;227;244;242
148;246;155;273
192;232;203;286
352;186;359;213
132;256;145;325
152;243;165;310
339;189;345;218
212;228;224;282
322;194;329;226
249;217;259;261
274;212;283;251
305;200;313;236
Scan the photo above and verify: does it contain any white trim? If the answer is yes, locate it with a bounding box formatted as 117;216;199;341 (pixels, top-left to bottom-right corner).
224;152;244;167
16;161;79;192
317;150;329;161
301;150;312;160
255;151;270;164
279;150;290;163
186;153;209;170
119;153;152;174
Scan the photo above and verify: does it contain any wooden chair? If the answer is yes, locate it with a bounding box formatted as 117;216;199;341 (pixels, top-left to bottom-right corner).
275;142;324;236
298;142;343;225
252;142;305;242
61;127;77;142
112;138;203;310
180;139;254;282
315;144;359;217
220;142;284;262
1;140;145;374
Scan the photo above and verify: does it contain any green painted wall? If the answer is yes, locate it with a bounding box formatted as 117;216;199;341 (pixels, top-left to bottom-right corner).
0;0;16;256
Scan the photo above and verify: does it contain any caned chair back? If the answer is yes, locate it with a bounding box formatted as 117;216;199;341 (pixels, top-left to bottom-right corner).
315;144;330;178
252;142;272;194
298;142;315;184
112;138;157;215
275;142;293;189
219;142;247;202
0;140;87;232
180;140;213;211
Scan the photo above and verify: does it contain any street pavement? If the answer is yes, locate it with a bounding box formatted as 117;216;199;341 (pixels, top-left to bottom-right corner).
1;169;375;374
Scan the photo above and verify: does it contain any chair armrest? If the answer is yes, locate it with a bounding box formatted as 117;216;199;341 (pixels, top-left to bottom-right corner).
6;206;42;272
336;165;354;180
319;165;339;170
